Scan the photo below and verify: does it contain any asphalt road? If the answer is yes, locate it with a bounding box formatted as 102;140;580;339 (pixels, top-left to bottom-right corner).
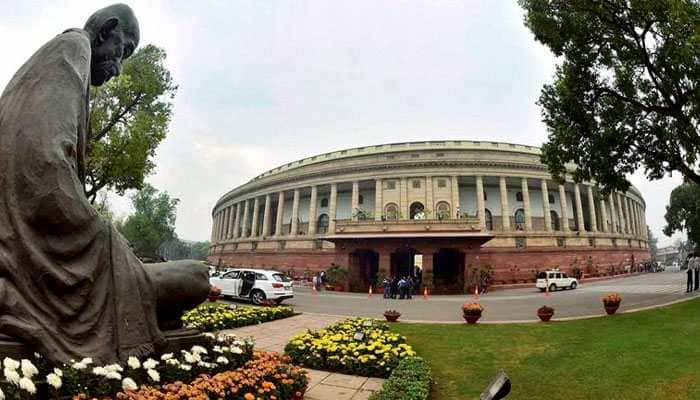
277;271;698;322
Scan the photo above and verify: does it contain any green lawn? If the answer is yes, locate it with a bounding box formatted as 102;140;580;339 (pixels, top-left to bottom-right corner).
393;298;700;400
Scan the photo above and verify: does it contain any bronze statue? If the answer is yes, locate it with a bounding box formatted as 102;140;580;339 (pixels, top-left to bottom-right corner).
0;3;209;364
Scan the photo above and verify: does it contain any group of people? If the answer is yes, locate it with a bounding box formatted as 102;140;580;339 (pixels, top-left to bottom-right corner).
687;255;700;293
382;276;417;299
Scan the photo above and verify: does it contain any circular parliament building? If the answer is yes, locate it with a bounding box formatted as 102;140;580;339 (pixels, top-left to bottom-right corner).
209;141;650;293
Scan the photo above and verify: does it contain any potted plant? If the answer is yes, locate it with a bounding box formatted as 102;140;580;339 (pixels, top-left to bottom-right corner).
208;285;222;302
462;302;484;324
537;305;555;322
602;293;622;315
383;309;401;322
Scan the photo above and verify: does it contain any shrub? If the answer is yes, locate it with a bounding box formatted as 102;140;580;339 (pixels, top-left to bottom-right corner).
602;293;622;306
462;302;484;316
182;302;294;331
325;265;350;286
285;318;416;378
369;357;432;400
538;305;554;314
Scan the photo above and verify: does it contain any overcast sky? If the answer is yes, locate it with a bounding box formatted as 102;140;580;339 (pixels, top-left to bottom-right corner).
1;0;685;247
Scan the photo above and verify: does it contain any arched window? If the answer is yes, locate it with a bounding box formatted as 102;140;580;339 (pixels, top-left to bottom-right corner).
410;202;425;219
320;198;329;208
317;214;329;234
436;201;451;220
516;192;523;202
484;209;493;230
514;208;525;230
550;210;560;231
385;203;399;220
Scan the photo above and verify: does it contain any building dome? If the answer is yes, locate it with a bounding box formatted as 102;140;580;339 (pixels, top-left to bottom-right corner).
209;140;650;293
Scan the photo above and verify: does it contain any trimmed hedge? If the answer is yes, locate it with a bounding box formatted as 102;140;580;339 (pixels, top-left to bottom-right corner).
369;357;432;400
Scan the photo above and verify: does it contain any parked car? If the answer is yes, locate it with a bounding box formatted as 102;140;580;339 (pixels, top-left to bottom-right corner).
209;268;294;305
535;270;578;292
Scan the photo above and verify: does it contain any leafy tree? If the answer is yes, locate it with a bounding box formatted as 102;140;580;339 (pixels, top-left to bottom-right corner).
519;0;700;192
158;239;210;260
86;45;177;203
664;182;700;250
119;184;179;258
647;226;658;259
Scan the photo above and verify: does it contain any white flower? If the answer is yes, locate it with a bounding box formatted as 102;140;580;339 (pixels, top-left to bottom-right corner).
53;368;63;377
146;368;160;382
165;358;180;366
106;371;122;380
46;373;62;389
121;377;137;391
143;358;158;370
18;377;36;394
2;358;19;371
191;345;208;355
33;353;41;359
230;346;243;355
71;361;87;370
127;356;140;369
160;353;174;361
183;351;200;364
216;356;229;365
79;357;93;366
105;364;123;373
212;346;223;354
91;366;108;376
0;387;4;400
203;332;215;339
179;364;192;371
20;359;38;378
4;368;20;385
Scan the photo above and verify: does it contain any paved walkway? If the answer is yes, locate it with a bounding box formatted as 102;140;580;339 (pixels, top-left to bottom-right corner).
222;314;385;400
282;271;700;322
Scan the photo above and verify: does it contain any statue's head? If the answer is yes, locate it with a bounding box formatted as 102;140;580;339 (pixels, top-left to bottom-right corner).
84;3;140;86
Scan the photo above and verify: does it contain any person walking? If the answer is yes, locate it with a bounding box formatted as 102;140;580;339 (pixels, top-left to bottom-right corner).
398;277;407;299
694;257;699;292
391;277;399;299
406;277;414;299
382;277;391;299
687;260;694;293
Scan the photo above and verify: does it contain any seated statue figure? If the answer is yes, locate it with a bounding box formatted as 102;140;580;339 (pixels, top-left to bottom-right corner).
0;3;210;364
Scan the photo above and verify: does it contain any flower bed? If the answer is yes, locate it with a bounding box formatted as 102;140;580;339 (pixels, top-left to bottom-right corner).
115;352;307;400
0;332;254;399
369;357;431;400
284;318;416;378
182;302;295;331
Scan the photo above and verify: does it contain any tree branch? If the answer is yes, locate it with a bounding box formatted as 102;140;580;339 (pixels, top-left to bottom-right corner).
92;93;144;143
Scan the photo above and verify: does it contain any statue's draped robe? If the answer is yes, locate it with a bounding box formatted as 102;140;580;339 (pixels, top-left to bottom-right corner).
0;29;164;364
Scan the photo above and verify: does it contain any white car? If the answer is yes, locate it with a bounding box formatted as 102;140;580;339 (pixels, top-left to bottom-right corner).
210;268;294;305
536;270;578;292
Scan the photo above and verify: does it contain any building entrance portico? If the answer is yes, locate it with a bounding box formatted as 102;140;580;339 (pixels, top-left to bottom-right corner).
328;231;493;294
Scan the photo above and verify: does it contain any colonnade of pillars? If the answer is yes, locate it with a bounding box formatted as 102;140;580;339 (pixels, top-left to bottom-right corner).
211;176;648;242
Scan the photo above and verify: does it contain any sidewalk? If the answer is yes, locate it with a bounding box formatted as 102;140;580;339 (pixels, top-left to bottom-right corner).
222;314;386;400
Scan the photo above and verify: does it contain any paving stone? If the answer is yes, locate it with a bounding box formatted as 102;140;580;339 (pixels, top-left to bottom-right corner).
322;372;368;389
305;383;357;400
351;390;376;400
361;377;385;392
306;369;331;389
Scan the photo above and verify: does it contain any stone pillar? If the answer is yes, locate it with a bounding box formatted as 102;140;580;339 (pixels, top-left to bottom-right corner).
220;207;229;240
374;179;383;221
308;186;318;235
624;198;633;235
328;183;338;233
290;189;300;236
275;192;285;236
574;184;585;232
500;176;510;231
621;195;630;234
351;181;360;221
262;194;272;237
616;193;626;234
608;194;617;233
451;175;460;219
559;184;570;232
629;198;638;236
541;179;551;231
521;178;532;231
422;252;434;290
219;208;227;240
426;176;434;217
210;214;216;242
232;203;241;239
241;200;250;238
599;197;609;233
400;177;408;219
250;197;260;237
476;175;486;229
586;185;597;232
378;250;391;278
228;205;236;238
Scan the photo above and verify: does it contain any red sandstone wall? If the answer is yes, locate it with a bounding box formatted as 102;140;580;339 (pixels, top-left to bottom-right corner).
208;246;651;284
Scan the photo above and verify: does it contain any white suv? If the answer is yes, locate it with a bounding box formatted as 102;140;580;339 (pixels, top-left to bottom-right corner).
536;270;578;292
210;268;294;305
